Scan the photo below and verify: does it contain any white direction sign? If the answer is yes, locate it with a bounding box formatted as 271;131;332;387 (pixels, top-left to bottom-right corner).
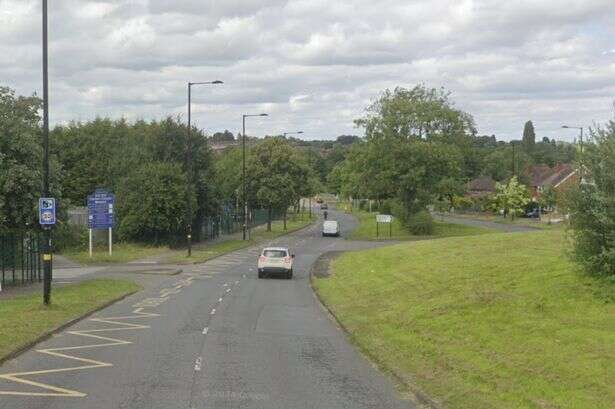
376;214;393;223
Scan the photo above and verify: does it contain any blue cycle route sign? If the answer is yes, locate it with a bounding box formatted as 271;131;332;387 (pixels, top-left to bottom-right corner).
38;197;56;225
87;189;115;229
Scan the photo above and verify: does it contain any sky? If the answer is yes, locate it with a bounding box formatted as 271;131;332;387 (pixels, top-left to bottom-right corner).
1;0;614;141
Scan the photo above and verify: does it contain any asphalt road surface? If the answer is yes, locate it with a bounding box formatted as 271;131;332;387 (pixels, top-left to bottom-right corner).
0;209;414;409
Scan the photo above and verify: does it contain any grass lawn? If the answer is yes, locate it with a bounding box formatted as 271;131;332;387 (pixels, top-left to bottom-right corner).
0;279;140;361
165;215;315;264
62;242;167;265
349;210;493;240
313;230;615;409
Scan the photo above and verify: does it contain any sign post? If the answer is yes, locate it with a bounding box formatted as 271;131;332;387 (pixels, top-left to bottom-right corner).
376;214;393;238
87;189;115;257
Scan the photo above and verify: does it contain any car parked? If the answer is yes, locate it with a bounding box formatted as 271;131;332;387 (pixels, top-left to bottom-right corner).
322;220;340;237
525;208;541;218
257;247;294;279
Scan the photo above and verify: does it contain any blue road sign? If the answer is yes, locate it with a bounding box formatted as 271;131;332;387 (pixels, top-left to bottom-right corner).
87;189;115;229
39;197;56;225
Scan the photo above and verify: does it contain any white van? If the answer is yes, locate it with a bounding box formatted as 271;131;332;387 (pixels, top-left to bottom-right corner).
322;220;340;237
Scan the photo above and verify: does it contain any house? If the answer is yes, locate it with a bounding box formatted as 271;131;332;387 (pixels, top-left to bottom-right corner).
466;176;496;198
526;163;578;200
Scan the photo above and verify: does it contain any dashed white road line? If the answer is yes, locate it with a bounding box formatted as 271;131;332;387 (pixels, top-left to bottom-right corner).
210;309;216;315
194;357;202;371
202;327;208;335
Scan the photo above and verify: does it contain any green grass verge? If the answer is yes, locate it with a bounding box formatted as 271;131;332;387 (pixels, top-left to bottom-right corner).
166;215;315;264
0;279;140;361
62;242;167;265
349;210;493;240
313;230;615;409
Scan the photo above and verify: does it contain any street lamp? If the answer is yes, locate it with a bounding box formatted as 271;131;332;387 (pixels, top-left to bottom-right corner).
186;80;223;256
42;0;51;305
562;125;584;151
242;113;268;240
282;131;303;137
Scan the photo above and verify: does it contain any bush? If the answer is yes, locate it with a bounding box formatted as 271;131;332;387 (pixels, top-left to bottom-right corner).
567;122;615;277
407;210;434;235
53;222;87;251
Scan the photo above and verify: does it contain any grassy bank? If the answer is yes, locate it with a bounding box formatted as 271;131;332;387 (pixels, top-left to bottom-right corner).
62;242;167;265
349;209;493;240
313;230;615;409
166;215;315;264
0;279;140;361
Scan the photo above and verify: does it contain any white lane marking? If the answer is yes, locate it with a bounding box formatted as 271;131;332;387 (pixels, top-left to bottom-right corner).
210;309;216;315
223;283;228;287
194;357;202;371
202;327;208;335
226;289;231;293
218;297;223;303
242;274;246;278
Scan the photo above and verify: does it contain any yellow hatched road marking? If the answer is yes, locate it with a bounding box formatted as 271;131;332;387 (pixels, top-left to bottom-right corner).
0;309;159;397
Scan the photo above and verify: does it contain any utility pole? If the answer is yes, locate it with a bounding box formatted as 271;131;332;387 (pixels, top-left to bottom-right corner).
42;0;52;305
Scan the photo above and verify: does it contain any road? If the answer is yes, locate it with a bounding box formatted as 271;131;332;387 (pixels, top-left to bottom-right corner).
0;209;413;409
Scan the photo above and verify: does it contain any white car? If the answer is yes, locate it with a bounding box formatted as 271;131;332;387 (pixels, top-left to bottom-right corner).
257;247;294;279
322;220;340;237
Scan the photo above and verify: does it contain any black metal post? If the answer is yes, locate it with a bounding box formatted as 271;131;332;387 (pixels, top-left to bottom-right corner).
186;83;193;256
42;0;52;305
242;115;247;240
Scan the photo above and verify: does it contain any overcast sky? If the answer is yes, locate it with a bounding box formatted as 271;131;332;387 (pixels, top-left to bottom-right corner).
1;0;614;141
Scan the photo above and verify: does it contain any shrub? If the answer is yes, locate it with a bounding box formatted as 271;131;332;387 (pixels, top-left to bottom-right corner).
407;210;434;235
567;121;615;277
53;222;87;251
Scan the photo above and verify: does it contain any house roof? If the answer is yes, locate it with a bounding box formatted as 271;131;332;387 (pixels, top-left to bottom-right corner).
527;163;576;188
468;176;496;192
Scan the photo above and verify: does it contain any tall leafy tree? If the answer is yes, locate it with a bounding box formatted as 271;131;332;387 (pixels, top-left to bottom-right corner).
246;138;313;231
522;120;536;152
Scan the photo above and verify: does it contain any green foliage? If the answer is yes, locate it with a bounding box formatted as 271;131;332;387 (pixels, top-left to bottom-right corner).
407;210;434;235
522;120;536;151
568;122;615;276
489;176;530;218
245;137;314;229
0;87;57;230
116;162;190;244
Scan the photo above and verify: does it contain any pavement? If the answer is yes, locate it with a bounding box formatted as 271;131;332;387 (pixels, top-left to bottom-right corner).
0;208;414;409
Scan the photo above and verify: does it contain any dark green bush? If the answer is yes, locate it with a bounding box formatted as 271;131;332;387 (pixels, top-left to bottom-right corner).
407;210;434;235
53;221;87;251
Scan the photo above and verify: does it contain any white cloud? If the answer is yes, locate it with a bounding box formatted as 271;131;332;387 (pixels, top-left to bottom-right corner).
1;0;614;140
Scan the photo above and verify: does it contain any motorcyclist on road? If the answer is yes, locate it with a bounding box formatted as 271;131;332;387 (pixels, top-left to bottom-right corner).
323;210;328;220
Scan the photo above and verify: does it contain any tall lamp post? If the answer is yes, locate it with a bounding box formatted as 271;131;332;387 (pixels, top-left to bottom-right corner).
561;125;584;152
186;80;223;256
42;0;51;305
242;113;268;240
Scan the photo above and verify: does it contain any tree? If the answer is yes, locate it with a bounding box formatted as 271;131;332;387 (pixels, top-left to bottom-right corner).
489;176;530;219
436;177;465;210
355;85;476;143
116;162;190;244
246;138;312;231
522;120;536;152
0;87;58;230
567;121;615;276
